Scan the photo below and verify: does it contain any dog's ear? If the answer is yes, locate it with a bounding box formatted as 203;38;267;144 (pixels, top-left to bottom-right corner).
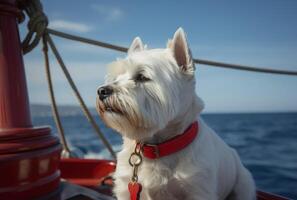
169;28;194;75
128;37;144;55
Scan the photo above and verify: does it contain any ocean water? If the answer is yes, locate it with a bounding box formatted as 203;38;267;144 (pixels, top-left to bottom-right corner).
31;107;297;199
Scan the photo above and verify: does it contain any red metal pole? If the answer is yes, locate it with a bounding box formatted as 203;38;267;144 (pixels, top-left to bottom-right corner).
0;0;31;128
0;1;62;199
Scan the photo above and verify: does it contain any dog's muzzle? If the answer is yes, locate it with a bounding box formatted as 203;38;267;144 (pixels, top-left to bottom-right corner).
97;86;113;101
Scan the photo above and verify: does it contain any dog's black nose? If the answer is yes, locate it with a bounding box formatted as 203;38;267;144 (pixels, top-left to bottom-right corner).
97;86;113;100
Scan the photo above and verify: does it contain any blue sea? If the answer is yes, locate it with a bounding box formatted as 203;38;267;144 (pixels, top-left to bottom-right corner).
31;105;297;199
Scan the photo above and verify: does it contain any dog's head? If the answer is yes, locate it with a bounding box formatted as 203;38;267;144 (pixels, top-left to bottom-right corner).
96;28;202;140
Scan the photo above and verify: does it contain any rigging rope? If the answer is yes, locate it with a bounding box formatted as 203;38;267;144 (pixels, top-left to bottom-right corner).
47;28;297;76
19;0;116;159
42;35;72;157
193;59;297;76
47;34;117;159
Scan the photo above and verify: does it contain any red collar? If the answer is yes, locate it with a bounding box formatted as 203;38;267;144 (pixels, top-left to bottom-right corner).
137;121;199;159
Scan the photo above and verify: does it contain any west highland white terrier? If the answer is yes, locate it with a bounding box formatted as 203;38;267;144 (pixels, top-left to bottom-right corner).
96;28;256;200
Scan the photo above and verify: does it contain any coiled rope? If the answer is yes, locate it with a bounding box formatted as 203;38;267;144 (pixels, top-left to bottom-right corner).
19;0;48;54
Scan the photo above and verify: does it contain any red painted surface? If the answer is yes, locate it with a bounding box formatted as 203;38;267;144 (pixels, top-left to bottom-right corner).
0;0;31;128
257;191;290;200
0;0;62;199
60;158;116;187
60;158;116;196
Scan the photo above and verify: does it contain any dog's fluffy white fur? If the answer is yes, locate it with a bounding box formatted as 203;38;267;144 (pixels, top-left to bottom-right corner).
96;28;256;200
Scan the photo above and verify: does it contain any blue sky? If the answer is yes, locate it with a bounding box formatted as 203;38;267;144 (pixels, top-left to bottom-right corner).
21;0;297;113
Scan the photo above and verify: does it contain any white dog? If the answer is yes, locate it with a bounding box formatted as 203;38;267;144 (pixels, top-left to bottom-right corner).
96;28;256;200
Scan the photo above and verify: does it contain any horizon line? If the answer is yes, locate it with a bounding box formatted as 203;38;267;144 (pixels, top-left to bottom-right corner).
30;103;297;115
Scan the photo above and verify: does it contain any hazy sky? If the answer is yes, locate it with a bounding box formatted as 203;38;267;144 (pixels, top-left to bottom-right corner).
20;0;297;113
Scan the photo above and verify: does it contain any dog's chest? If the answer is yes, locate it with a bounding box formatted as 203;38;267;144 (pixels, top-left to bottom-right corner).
141;177;188;200
134;159;190;200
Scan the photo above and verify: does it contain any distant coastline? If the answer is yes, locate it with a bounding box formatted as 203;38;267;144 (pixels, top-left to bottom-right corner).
30;104;297;116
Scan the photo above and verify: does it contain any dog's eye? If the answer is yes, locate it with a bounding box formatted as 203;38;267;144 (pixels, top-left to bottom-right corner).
134;73;150;82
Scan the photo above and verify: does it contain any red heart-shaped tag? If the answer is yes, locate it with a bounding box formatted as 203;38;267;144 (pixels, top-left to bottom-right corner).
128;182;142;200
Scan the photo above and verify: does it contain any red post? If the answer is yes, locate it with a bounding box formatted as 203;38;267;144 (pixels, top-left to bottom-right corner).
0;0;62;199
0;0;31;128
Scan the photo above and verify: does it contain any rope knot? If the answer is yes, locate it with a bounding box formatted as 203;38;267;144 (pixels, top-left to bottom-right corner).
20;0;48;54
27;11;48;33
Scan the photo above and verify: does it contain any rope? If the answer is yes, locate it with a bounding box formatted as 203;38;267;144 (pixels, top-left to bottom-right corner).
47;28;297;76
193;59;297;76
47;28;128;52
20;0;48;54
42;34;71;157
47;34;117;159
20;0;116;159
